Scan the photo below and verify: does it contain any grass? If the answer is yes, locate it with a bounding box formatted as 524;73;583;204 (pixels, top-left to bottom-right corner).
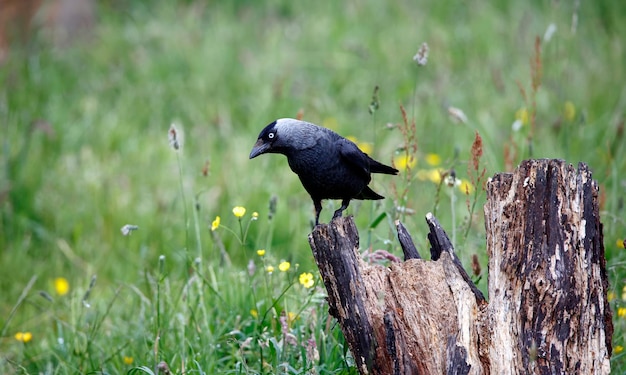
1;0;625;373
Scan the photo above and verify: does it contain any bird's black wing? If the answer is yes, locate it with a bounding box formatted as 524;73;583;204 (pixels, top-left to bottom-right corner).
337;138;371;180
368;157;399;175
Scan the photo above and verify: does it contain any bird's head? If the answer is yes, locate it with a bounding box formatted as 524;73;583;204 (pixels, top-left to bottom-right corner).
249;118;317;159
249;120;279;159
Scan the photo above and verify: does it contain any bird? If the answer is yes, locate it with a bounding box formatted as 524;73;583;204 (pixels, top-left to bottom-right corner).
249;118;398;225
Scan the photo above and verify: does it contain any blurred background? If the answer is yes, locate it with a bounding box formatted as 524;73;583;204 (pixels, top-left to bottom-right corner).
1;0;625;373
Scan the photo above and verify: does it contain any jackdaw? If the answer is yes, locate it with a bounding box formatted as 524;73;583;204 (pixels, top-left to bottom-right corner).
249;118;398;225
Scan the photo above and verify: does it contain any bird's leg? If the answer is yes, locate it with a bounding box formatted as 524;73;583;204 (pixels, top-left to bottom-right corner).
332;199;350;220
314;199;323;225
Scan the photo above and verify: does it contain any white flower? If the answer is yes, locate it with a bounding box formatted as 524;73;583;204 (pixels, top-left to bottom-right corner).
120;224;139;236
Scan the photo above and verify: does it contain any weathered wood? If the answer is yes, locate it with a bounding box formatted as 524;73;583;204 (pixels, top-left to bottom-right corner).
425;212;453;261
308;159;612;374
426;213;486;306
309;217;485;375
308;219;376;373
483;159;612;374
395;220;420;260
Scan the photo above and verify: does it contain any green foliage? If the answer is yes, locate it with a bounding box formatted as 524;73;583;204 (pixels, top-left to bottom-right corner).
1;0;625;373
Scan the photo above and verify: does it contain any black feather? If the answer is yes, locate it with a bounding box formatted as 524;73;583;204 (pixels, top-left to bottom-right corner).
249;118;398;225
368;157;399;175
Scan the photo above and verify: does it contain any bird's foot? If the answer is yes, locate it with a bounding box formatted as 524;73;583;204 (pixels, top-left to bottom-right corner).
332;209;343;219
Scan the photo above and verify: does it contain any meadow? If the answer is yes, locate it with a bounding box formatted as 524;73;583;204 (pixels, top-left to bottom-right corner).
1;1;625;373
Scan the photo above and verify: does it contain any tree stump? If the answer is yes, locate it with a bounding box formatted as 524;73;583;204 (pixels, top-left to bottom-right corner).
308;159;612;374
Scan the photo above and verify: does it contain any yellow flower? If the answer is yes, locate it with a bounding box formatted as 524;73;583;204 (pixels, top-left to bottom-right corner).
257;249;266;256
232;206;246;218
458;179;474;195
416;169;442;184
425;153;441;166
394;154;416;171
563;101;576;122
211;216;220;231
54;277;70;296
615;345;624;354
618;307;626;318
515;107;529;125
123;356;134;365
266;265;275;274
252;212;259;220
299;272;315;288
279;261;291;272
622;285;626;301
617;239;625;249
287;311;297;325
15;332;33;343
608;291;616;302
250;309;258;318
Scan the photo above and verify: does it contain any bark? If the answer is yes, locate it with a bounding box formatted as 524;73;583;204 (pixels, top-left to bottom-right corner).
308;159;612;374
483;159;612;374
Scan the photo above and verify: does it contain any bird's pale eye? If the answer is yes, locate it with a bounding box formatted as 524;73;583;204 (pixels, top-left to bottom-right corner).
268;132;275;139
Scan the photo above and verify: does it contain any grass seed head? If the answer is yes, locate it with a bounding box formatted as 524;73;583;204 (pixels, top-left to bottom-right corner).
413;42;429;66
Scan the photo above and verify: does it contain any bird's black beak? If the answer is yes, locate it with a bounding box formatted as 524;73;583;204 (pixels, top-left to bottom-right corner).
249;139;270;159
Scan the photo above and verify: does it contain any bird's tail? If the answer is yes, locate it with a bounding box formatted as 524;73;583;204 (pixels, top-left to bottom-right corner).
355;186;385;200
369;157;399;175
